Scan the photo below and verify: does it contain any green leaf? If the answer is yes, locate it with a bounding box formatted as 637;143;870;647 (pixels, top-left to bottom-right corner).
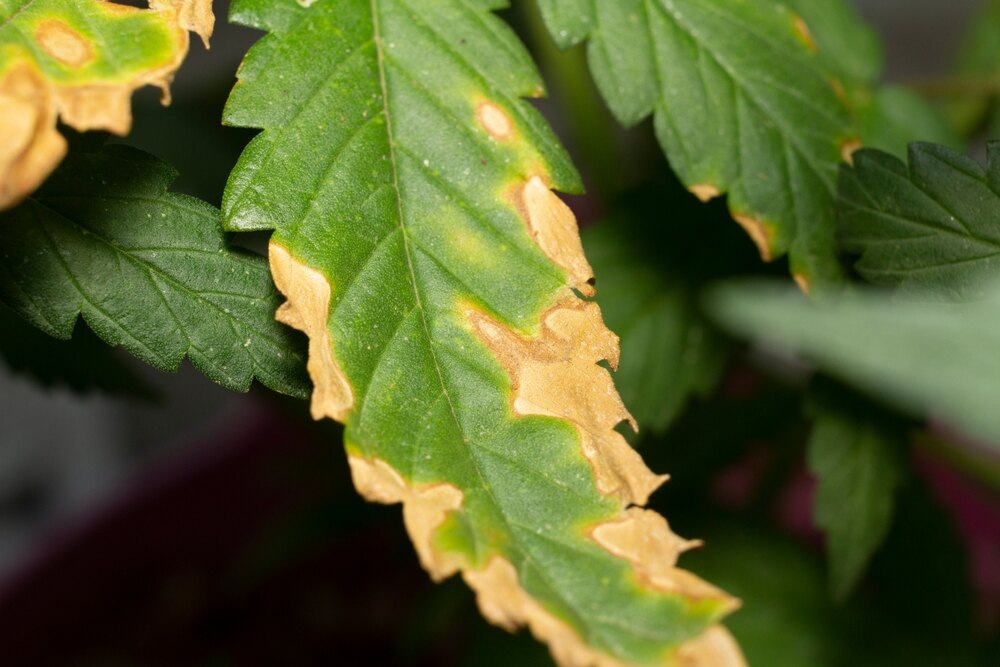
0;0;213;208
0;301;155;397
0;145;309;398
537;0;857;288
806;385;905;600
839;143;1000;300
778;0;882;95
706;280;1000;449
223;1;741;665
858;87;962;161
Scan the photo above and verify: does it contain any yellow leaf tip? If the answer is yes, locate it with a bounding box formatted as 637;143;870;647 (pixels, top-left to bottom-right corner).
732;214;774;262
689;183;721;203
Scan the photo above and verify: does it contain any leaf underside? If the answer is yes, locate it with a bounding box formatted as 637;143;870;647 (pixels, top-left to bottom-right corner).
537;0;857;289
839;142;1000;300
0;0;214;208
0;145;309;398
223;0;741;665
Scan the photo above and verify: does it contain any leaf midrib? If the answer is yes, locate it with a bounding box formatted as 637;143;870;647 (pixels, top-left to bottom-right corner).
369;0;616;650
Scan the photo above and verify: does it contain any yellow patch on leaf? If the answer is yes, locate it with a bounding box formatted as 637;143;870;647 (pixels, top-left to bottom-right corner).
0;0;214;210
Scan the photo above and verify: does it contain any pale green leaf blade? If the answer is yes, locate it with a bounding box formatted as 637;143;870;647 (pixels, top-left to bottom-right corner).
806;387;905;600
538;0;857;287
223;1;742;664
0;145;309;398
0;0;213;208
838;143;1000;300
706;281;1000;449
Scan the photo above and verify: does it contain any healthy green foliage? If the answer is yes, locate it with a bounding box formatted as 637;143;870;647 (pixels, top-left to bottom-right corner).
706;280;1000;449
806;387;905;600
222;1;737;665
839;142;1000;300
537;0;859;287
0;145;309;398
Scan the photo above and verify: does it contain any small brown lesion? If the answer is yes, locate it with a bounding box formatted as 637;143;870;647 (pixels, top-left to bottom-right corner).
689;183;721;202
477;101;514;141
35;19;94;68
791;14;817;53
840;137;862;165
732;213;774;262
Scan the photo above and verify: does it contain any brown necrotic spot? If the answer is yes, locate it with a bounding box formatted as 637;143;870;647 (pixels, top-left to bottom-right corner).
689;183;721;202
35;20;94;68
477;101;513;141
732;214;774;262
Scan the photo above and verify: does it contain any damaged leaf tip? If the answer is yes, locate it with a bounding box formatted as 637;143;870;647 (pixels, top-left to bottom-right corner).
0;0;215;209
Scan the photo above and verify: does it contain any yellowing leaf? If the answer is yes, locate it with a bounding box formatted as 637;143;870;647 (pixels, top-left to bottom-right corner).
223;0;744;664
0;0;214;209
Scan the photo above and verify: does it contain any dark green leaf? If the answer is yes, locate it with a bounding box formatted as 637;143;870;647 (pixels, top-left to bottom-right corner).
0;145;309;398
839;142;1000;300
538;0;857;287
0;302;154;397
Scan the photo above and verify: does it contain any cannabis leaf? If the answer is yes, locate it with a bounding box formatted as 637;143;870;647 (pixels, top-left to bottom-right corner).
0;301;154;397
537;0;857;289
839;143;1000;300
706;281;1000;449
0;145;309;398
223;0;742;664
0;0;213;208
806;386;905;600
